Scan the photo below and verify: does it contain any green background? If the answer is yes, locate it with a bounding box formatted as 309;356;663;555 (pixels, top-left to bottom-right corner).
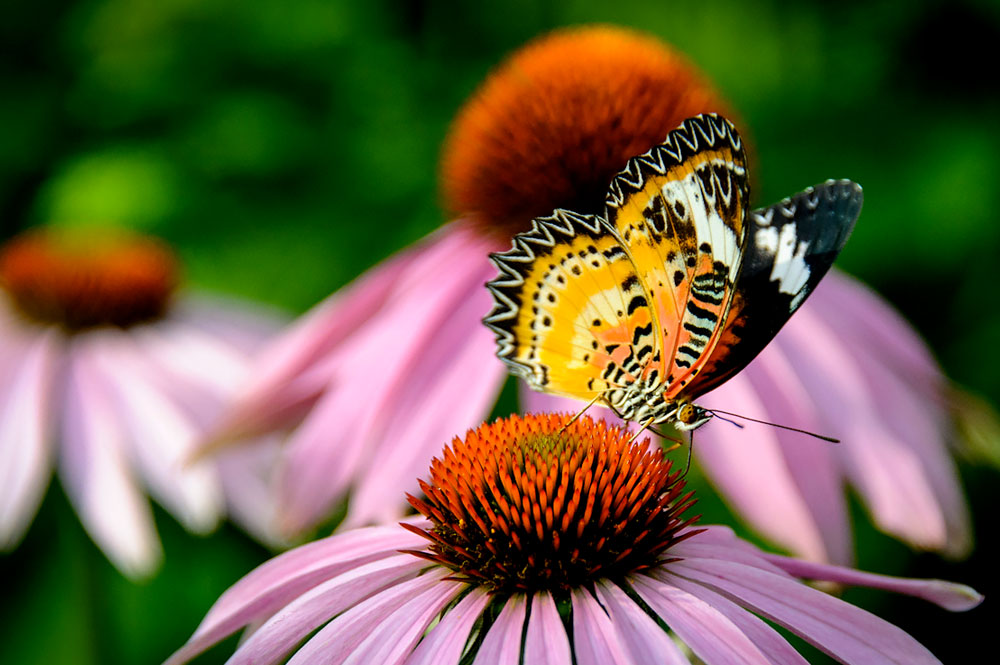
1;0;997;662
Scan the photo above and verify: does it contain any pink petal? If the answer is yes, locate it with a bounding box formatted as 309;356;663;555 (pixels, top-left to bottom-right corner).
570;588;635;665
227;554;429;665
850;353;969;555
665;557;945;664
779;306;950;550
170;293;286;357
131;319;252;409
214;436;285;547
279;243;502;534
404;587;491;665
59;343;162;578
287;568;459;665
0;329;57;548
523;591;572;665
472;595;527;665
662;575;809;665
761;554;983;612
812;272;940;384
85;331;223;534
217;224;487;442
593;581;691;665
703;336;851;564
344;277;506;527
696;373;833;563
631;573;775;665
169;523;427;663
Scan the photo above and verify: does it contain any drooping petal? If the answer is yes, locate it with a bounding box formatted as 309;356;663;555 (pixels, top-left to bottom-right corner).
227;555;431;665
168;524;427;664
344;277;505;527
523;591;572;665
213;436;285;547
570;588;635;665
593;581;691;665
291;569;460;665
779;305;950;551
125;315;287;543
696;372;835;563
59;342;162;578
701;336;851;564
472;595;527;665
631;573;774;665
404;587;491;665
278;232;501;534
130;318;254;415
812;273;969;555
85;331;223;534
665;557;946;665
0;328;57;549
170;293;285;357
215;224;483;443
663;574;809;665
762;553;983;612
812;272;941;385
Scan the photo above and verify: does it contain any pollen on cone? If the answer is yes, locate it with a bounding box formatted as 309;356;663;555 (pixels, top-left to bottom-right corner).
440;25;733;239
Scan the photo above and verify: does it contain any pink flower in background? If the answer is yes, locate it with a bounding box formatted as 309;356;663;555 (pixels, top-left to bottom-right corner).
209;24;970;565
167;415;981;665
0;227;284;578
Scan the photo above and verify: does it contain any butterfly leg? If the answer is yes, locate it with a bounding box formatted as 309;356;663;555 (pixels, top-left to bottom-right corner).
558;394;603;433
627;416;657;444
647;426;685;455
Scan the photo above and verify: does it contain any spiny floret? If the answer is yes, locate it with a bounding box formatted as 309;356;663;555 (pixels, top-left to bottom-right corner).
404;413;698;593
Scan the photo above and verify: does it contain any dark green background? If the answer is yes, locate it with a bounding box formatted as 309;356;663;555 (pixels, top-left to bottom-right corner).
1;0;996;663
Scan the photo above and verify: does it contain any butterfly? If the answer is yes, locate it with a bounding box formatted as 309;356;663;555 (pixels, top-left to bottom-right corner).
484;113;862;433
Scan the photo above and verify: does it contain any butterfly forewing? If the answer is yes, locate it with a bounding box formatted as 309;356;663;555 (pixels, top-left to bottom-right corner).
681;179;863;398
603;114;749;397
485;111;859;429
485;209;661;401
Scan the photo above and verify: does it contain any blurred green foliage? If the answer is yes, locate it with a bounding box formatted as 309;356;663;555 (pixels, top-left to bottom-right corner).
1;0;997;662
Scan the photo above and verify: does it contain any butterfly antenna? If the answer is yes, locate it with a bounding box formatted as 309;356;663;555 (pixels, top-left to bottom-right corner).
706;408;840;443
707;412;744;430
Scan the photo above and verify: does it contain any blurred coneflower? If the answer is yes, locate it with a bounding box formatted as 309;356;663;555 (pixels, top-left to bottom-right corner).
0;226;284;578
167;414;981;665
208;25;969;564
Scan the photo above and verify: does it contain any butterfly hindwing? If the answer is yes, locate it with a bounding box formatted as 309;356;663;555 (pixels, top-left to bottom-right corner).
603;114;749;397
682;179;863;398
485;209;661;402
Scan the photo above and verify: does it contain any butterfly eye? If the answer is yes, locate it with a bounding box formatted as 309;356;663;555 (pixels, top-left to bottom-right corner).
678;404;695;424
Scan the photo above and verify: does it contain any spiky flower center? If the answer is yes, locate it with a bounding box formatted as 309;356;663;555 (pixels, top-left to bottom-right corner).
405;413;698;593
0;228;178;330
440;25;730;239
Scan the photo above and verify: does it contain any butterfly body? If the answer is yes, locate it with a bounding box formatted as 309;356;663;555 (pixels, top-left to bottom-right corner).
485;114;862;432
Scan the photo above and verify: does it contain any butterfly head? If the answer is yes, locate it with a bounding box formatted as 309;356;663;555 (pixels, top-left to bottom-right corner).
675;402;712;431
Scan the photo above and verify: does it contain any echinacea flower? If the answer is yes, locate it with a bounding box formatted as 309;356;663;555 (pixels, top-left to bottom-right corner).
0;226;284;577
208;24;969;564
166;414;982;665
